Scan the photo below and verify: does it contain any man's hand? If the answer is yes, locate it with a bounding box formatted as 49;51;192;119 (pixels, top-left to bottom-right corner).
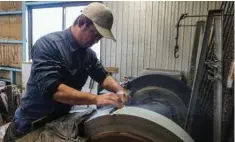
116;91;128;103
94;93;124;108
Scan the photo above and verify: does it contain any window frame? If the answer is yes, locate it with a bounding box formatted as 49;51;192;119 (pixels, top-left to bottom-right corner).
23;1;101;61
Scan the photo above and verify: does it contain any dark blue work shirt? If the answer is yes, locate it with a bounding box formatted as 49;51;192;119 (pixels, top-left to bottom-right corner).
14;28;108;133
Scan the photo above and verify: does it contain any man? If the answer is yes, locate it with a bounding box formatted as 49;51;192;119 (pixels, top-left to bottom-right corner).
4;2;127;142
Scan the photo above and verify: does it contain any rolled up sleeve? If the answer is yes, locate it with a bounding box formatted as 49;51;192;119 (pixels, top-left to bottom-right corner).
88;51;108;85
31;37;62;99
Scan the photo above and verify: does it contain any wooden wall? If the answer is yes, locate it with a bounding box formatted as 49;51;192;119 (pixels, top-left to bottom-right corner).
0;1;22;85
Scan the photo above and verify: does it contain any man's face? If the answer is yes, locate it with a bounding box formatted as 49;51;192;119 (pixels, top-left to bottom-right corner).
78;24;102;48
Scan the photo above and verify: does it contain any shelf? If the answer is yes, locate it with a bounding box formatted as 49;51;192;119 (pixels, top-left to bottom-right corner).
0;10;22;16
0;78;11;83
0;67;21;72
0;40;23;44
0;67;21;84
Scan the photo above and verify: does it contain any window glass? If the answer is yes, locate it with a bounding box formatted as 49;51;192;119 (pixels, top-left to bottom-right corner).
32;7;63;45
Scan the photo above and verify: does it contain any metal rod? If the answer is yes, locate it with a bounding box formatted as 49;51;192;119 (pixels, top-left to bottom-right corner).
188;21;205;87
198;68;208;102
213;11;223;142
62;7;66;30
179;24;197;27
205;81;213;112
186;14;233;18
203;79;213;110
28;8;33;59
10;71;16;84
223;14;234;49
185;14;233;18
185;15;207;17
202;71;213;107
220;1;225;9
22;1;27;62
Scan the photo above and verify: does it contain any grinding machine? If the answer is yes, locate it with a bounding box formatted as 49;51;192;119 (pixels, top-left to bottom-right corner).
6;74;195;142
84;74;194;142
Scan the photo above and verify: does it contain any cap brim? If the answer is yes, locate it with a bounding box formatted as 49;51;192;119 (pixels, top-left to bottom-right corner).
93;22;116;42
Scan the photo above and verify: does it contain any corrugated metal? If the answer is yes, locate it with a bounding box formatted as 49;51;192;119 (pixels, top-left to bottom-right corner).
101;1;221;81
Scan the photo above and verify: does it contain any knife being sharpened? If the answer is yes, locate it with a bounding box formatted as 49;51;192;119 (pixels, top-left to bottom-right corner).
108;99;125;115
109;107;122;115
109;91;131;115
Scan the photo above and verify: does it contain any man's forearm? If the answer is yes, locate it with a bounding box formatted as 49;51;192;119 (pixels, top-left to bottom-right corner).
53;83;96;105
101;76;125;93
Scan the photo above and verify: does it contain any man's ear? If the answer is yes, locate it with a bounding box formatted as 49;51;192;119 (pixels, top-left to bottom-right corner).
77;22;83;28
79;24;86;31
81;24;90;32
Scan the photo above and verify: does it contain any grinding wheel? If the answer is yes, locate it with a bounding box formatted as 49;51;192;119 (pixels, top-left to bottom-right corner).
127;74;191;127
84;107;194;142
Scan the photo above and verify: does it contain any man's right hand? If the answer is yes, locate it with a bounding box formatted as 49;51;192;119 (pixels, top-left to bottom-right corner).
93;93;124;108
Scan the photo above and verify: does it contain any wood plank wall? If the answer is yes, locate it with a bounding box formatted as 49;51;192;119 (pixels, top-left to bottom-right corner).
0;1;22;84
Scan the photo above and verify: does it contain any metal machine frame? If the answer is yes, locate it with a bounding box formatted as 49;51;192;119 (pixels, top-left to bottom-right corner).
185;10;223;142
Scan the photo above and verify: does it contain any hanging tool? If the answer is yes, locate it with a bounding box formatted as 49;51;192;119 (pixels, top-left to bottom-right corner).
174;13;207;58
174;13;188;58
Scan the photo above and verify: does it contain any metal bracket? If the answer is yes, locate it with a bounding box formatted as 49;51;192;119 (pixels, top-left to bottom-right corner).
205;60;222;81
188;21;205;87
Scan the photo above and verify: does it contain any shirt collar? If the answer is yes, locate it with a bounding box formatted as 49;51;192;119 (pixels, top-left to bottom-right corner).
65;27;83;52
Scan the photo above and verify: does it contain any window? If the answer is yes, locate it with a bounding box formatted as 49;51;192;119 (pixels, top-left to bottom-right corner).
65;6;85;28
32;7;63;45
30;5;100;60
